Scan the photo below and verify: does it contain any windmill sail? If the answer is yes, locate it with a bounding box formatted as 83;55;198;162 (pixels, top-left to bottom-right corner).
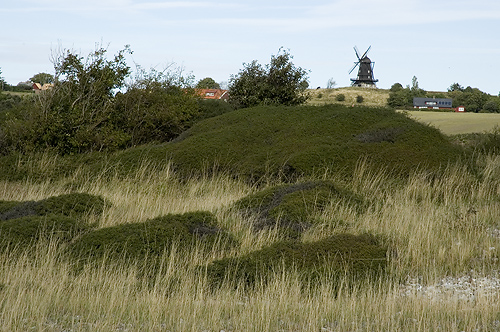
350;46;378;87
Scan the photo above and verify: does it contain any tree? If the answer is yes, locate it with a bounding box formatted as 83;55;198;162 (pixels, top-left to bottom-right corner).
30;72;54;85
326;78;337;89
0;68;5;91
390;83;403;92
228;48;309;108
448;83;464;92
4;45;133;154
196;77;220;89
113;66;199;145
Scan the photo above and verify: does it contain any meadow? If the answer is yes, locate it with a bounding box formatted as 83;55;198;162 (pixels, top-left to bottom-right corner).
406;110;500;135
1;157;500;331
1;103;500;331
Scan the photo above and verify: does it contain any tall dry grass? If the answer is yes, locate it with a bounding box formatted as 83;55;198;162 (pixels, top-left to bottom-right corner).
1;156;500;331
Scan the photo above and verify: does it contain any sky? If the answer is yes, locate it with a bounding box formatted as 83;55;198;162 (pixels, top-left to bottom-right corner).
1;0;500;94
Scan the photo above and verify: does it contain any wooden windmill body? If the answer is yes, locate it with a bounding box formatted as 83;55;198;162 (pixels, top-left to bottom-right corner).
349;46;378;88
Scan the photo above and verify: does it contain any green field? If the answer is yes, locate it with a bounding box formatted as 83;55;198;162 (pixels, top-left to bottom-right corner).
405;110;500;135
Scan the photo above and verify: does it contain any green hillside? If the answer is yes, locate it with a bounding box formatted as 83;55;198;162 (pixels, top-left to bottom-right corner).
110;104;464;181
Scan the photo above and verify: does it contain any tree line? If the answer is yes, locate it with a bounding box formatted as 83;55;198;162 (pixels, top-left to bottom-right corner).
0;46;310;155
387;76;500;113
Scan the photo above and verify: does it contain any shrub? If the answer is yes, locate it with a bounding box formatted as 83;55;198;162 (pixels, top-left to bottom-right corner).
228;48;309;108
235;181;364;237
0;193;109;221
356;95;364;103
69;211;236;267
0;215;93;249
335;94;345;102
204;233;388;288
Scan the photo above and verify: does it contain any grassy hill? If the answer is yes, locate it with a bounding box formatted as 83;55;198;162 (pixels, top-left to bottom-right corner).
107;104;463;182
307;87;390;107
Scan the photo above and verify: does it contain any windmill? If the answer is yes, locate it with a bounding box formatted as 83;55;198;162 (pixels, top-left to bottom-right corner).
349;46;378;87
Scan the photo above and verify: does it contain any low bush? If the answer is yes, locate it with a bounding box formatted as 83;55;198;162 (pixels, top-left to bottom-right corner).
336;94;345;102
0;193;109;221
204;233;388;288
69;211;237;267
356;95;364;103
0;215;93;249
235;180;364;237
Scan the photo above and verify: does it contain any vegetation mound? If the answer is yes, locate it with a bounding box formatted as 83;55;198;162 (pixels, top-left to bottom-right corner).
111;104;464;181
69;211;236;266
0;193;109;221
235;180;364;236
0;193;107;250
204;233;387;288
0;215;92;249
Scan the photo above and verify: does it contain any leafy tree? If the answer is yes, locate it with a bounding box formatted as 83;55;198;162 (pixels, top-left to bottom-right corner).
483;99;500;113
30;72;54;85
196;77;220;89
2;45;133;154
448;82;464;92
113;66;199;145
449;87;490;113
390;83;403;92
228;48;309;108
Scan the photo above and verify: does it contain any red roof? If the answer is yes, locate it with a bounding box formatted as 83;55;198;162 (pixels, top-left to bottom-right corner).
195;89;229;100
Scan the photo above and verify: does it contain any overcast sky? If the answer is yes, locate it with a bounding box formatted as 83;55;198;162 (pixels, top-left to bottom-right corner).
1;0;500;94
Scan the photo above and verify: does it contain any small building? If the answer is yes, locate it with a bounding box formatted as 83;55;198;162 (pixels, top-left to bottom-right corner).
195;89;229;101
413;97;453;109
33;83;54;94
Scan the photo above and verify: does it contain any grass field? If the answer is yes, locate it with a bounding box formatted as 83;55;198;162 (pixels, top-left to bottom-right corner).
1;159;500;331
307;87;500;135
405;110;500;135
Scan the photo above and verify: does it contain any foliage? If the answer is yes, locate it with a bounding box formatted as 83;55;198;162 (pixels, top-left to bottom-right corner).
108;104;465;182
69;211;236;267
390;83;403;92
0;193;109;221
0;193;106;250
228;48;309;108
336;94;346;102
356;95;364;103
482;99;500;113
30;72;54;85
449;87;490;112
113;66;199;145
448;82;464;92
191;99;235;123
0;46;133;155
196;77;220;89
204;233;387;288
235;180;364;237
0;215;92;249
0;46;203;154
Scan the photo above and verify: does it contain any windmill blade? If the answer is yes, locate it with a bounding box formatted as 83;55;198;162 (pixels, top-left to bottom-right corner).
349;61;360;74
361;45;372;60
353;46;361;60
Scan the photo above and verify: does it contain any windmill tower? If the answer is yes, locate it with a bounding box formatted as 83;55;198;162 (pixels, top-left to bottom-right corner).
349;46;378;88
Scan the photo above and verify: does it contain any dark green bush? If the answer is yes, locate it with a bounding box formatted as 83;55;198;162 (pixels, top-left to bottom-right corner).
0;215;93;249
235;181;364;236
335;94;345;102
0;193;109;221
69;211;236;266
204;233;387;288
356;95;364;103
0;200;19;214
135;104;465;181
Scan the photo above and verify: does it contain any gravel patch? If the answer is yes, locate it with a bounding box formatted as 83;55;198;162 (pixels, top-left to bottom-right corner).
400;271;500;302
